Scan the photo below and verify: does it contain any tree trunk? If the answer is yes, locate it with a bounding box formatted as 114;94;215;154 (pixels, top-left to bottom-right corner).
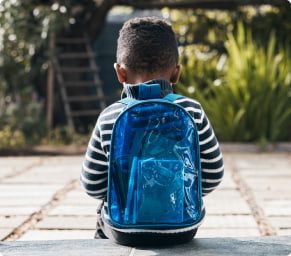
75;0;120;42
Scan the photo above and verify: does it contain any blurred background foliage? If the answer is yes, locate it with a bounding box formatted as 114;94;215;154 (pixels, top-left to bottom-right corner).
167;6;291;143
0;1;290;148
0;0;72;147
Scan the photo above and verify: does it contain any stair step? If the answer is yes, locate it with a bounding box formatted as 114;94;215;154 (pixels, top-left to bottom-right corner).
59;52;95;59
59;67;99;73
64;81;100;87
53;33;106;131
56;38;88;44
70;109;101;117
67;95;104;102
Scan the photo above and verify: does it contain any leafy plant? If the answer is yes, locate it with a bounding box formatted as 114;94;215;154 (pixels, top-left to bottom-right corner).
178;44;223;93
177;23;291;142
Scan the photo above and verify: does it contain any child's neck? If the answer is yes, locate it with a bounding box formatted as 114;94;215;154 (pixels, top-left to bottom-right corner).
124;70;173;85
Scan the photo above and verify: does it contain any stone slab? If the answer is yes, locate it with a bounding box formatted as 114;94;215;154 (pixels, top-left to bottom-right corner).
3;167;78;184
228;153;290;169
0;206;40;216
269;217;291;229
0;156;41;167
60;197;98;206
0;229;13;241
18;230;95;241
203;193;251;215
60;190;98;206
238;168;291;177
48;205;97;216
263;200;291;216
203;189;243;199
253;191;291;201
196;228;261;238
0;197;50;206
35;216;96;229
213;171;237;190
0;216;28;228
202;215;257;228
242;178;291;191
4;173;72;185
1;239;131;256
134;236;291;256
277;229;291;236
62;189;86;197
0;168;16;180
0;184;63;197
41;156;83;166
1;236;290;256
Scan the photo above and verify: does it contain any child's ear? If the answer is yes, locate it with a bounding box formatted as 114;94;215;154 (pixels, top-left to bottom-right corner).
114;63;127;83
170;64;182;84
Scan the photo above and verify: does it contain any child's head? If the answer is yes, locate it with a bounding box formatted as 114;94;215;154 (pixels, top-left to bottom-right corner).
114;17;181;84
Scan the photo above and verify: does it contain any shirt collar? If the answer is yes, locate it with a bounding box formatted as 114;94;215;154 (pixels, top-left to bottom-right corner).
121;79;173;99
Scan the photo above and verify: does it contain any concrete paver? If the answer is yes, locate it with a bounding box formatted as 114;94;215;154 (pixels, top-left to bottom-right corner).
35;216;97;229
201;215;258;228
0;149;290;242
196;228;261;238
0;184;64;196
0;216;28;229
19;230;95;241
203;190;251;215
48;204;97;216
0;207;41;216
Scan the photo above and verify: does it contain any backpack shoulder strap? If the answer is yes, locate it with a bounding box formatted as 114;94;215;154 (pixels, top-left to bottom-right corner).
163;93;184;102
118;97;137;106
118;93;184;106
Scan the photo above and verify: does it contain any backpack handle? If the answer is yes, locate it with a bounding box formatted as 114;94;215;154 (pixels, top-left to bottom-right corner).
138;83;160;100
118;87;183;106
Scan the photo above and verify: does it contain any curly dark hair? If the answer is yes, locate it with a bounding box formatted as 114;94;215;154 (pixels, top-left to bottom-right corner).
116;17;179;73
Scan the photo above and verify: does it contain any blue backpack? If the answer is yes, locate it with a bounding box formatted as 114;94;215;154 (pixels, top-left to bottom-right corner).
108;84;203;229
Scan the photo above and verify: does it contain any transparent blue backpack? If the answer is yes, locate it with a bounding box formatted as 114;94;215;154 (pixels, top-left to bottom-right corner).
108;84;203;229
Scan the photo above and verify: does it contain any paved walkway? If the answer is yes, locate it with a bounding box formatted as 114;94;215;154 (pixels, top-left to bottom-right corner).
0;147;291;242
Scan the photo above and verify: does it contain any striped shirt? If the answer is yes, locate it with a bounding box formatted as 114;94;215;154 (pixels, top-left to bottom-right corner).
80;79;224;234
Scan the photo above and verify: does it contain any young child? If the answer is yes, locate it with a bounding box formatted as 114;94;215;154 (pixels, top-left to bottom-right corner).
81;16;224;246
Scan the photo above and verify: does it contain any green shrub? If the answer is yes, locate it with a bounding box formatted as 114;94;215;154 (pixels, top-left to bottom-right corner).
177;23;291;142
0;126;25;149
42;126;91;146
0;88;46;146
178;45;223;93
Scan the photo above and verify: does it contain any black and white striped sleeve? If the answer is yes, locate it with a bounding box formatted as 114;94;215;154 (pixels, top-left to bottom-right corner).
80;119;108;199
80;102;125;200
198;107;224;196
